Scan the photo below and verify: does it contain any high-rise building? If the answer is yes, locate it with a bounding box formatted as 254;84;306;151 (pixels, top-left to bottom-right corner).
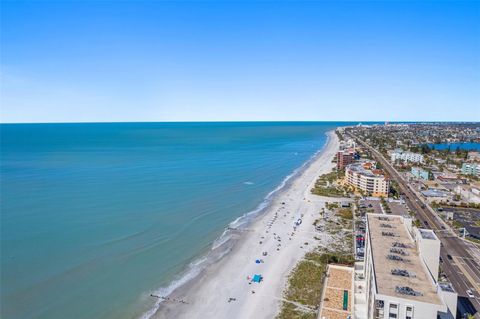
354;214;457;319
337;150;355;170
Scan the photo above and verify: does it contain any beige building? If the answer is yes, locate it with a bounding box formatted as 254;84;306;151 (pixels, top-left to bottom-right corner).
354;214;457;319
345;163;390;197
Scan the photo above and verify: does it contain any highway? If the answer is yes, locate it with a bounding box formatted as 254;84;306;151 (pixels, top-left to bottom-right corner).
347;131;480;317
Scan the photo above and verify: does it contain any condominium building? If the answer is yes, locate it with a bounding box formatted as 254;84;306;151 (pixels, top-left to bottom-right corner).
340;138;356;151
355;214;457;319
391;151;424;164
461;162;480;177
337;150;356;170
345;163;390;197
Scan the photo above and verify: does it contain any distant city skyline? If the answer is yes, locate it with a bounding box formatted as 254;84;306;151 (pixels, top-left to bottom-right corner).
1;1;479;123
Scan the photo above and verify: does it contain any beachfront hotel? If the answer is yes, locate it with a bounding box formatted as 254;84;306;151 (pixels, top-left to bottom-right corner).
353;214;457;319
345;163;389;197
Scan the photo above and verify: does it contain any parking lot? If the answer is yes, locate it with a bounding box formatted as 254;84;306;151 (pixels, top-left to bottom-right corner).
441;207;480;239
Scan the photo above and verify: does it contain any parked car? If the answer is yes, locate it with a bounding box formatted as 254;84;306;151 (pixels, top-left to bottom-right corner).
447;254;453;260
466;289;475;298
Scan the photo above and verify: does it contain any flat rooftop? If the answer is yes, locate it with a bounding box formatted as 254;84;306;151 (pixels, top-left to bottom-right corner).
347;163;381;178
367;215;442;305
438;282;455;293
421;189;448;197
318;265;353;319
419;229;437;240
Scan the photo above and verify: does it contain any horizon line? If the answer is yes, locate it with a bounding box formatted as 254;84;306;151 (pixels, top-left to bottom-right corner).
1;120;479;125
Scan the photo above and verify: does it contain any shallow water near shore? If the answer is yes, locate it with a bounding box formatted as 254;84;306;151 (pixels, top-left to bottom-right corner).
1;122;348;319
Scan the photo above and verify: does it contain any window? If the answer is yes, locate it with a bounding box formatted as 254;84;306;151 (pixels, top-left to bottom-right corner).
374;300;385;319
405;305;414;319
389;303;399;319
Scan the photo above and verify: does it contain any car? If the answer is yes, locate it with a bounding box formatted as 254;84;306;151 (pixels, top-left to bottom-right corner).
466;289;475;298
439;256;444;263
441;226;446;230
447;254;453;260
424;221;429;226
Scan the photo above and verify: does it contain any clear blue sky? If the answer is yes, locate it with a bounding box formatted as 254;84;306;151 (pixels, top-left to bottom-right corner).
1;1;479;123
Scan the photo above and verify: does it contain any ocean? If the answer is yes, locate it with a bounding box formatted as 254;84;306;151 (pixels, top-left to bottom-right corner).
427;142;480;151
0;122;346;319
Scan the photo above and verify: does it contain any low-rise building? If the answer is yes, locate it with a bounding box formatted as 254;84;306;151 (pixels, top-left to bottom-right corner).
454;184;480;204
421;189;450;203
318;265;354;319
346;163;389;197
391;150;424;164
436;174;460;183
355;214;457;319
461;162;480;177
411;167;430;180
467;151;480;162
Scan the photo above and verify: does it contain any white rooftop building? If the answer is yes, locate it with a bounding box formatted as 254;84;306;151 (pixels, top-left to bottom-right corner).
340;138;357;151
354;214;457;319
391;150;424;164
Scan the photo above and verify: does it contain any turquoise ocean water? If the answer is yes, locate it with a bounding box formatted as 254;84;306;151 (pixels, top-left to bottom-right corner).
1;122;346;319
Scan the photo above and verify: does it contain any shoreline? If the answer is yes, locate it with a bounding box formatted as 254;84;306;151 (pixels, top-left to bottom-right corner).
145;129;340;319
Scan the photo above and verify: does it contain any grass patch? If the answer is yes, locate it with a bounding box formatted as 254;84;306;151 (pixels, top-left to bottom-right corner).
284;259;326;306
276;250;355;319
338;208;353;220
452;220;463;229
326;202;339;210
276;302;316;319
311;171;347;197
465;237;480;245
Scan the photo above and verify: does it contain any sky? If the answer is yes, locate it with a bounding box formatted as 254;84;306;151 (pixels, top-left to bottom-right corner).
1;1;479;123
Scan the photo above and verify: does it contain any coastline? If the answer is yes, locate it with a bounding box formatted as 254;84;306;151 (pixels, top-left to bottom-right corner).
146;129;340;319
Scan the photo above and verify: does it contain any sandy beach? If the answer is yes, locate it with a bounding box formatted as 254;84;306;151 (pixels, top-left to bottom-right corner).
152;130;340;319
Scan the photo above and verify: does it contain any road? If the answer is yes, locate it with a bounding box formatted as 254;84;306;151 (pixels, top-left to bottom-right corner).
347;131;480;317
